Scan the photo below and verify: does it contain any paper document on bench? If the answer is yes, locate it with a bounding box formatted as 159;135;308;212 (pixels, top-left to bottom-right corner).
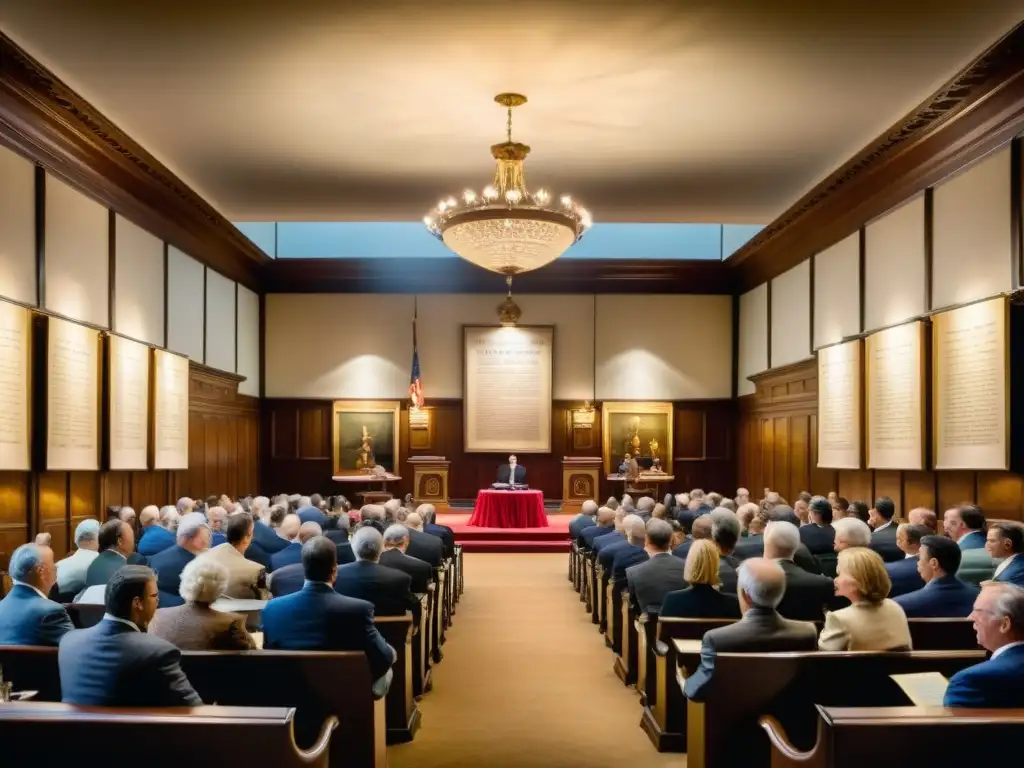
890;672;949;707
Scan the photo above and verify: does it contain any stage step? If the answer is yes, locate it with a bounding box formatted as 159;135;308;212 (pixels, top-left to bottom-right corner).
451;527;570;543
457;539;571;554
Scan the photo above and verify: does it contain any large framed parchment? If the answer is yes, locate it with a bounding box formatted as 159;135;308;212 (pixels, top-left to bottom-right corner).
817;340;862;469
47;316;100;470
865;320;925;470
108;334;150;470
0;300;31;470
464;325;553;453
933;297;1009;470
152;348;189;469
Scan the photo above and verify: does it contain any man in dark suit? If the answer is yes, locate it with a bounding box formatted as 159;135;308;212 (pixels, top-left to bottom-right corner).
626;519;686;615
944;582;1024;708
673;515;712;561
764;521;835;622
570;500;599;541
335;526;421;625
262;536;396;698
895;535;979;618
297;505;329;527
405;513;444;567
251;509;291;557
270;518;321;571
137;506;176;558
418;505;456;560
684;558;819;701
677;503;712;537
886;523;929;597
944;504;988;551
581;506;618;550
380;524;432;593
268;562;304;597
868;496;902;562
147;513;212;608
800;497;836;555
710;509;743;595
84;519;137;588
496;454;526;484
611;516;649;583
0;543;74;646
58;566;202;706
988;522;1024;586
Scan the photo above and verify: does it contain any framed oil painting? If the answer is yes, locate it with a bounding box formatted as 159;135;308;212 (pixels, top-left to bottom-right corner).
332;400;400;476
601;401;673;474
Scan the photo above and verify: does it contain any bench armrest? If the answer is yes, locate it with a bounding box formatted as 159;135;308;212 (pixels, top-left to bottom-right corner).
758;715;817;763
296;715;340;764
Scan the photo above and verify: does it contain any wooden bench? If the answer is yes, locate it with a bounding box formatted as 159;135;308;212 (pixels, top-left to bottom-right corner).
676;646;986;768
412;591;432;698
431;565;446;663
596;562;610;632
613;590;638;685
605;579;625;652
0;702;336;766
635;612;659;707
374;613;421;744
760;706;1024;768
906;618;979;650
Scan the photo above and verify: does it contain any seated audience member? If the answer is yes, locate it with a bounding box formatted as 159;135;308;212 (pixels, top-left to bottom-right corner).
673;514;712;562
359;504;388;534
765;506;823;574
833;516;872;551
207;506;228;546
945;504;987;550
895;535;979;618
838;498;857;521
800;496;835;555
419;504;456;557
581;506;618;549
736;502;758;538
569;500;599;540
149;558;255;650
885;523;929;597
404;512;444;567
819;547;911;651
908;507;938;533
660;539;740;619
0;543;74;646
597;512;635;571
249;502;290;559
380;524;432;594
706;492;723;509
635;496;656;521
684;558;817;701
958;543;997;586
148;513;213;608
262;536;396;699
766;521;835;622
718;498;737;513
735;487;750;506
668;519;685;550
868;496;902;562
597;508;627;549
606;496;620;511
55;520;100;599
268;514;306;570
734;510;766;557
297;504;328;527
626;519;686;614
611;515;650;583
651;502;668;520
710;508;742;595
84;518;137;588
198;512;266;599
988;522;1024;586
336;526;421;624
943;583;1024;708
59;566;202;706
793;498;810;526
160;506;180;533
138;505;175;557
176;497;195;515
268;562;304;598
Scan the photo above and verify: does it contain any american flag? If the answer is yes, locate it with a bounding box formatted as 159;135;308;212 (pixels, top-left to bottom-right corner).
409;311;424;409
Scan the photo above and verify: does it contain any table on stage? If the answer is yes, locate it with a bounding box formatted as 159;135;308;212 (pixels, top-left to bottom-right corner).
468;489;549;528
332;473;402;504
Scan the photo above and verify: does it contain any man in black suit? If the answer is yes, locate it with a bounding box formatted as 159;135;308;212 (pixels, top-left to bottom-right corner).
765;521;836;621
404;512;444;567
673;515;712;561
626;519;686;615
84;519;137;588
570;500;599;541
147;513;212;608
496;454;527;484
335;526;421;625
885;523;929;597
581;506;618;550
800;496;836;554
609;515;649;583
710;509;743;595
58;565;202;706
380;524;432;594
418;504;456;560
764;506;824;574
267;561;304;597
869;496;903;562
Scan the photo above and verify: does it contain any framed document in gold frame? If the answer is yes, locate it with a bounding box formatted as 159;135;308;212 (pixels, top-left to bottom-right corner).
865;320;926;470
816;340;863;469
0;299;31;470
332;400;401;476
601;401;673;475
933;296;1009;470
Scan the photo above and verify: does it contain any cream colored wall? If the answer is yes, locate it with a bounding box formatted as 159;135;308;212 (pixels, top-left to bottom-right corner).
770;260;811;368
737;284;768;396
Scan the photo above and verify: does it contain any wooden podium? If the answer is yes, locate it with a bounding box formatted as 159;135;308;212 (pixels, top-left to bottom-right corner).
408;456;450;512
561;456;602;513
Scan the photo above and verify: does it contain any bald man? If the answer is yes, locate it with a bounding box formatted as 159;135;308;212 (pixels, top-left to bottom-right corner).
403;512;443;568
673;515;713;561
908;507;938;533
611;515;650;583
270;516;315;571
581;507;618;549
570;500;599;541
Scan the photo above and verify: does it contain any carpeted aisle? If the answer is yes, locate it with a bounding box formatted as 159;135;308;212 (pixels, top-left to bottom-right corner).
389;553;683;768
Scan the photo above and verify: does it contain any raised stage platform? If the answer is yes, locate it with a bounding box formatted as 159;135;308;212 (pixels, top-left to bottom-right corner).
436;512;572;554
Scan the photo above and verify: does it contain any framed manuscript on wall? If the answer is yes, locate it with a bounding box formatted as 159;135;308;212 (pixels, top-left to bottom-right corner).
464;325;553;453
865;320;926;470
933;297;1009;470
47;316;100;470
152;349;189;469
0;300;31;470
816;340;862;469
108;334;150;470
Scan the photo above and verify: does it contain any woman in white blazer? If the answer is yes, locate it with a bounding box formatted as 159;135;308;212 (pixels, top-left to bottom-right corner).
818;546;912;651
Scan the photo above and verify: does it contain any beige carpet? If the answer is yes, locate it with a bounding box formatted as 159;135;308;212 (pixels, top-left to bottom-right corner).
389;553;684;768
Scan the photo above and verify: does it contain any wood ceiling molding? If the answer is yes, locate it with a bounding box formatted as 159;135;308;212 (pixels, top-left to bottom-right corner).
729;23;1024;291
0;33;267;289
262;257;735;295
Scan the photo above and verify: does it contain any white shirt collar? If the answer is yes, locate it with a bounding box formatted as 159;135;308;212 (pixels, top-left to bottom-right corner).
905;552;916;559
103;614;140;632
874;521;893;533
994;553;1018;577
13;581;49;600
107;549;127;561
990;640;1024;660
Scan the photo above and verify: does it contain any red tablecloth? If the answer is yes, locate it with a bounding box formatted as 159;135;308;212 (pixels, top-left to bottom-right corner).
468;489;549;528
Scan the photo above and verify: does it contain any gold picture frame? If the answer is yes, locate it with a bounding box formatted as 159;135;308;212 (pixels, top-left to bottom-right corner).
332;400;401;476
601;401;674;474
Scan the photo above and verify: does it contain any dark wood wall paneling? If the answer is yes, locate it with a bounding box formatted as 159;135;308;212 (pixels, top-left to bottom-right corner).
261;399;735;504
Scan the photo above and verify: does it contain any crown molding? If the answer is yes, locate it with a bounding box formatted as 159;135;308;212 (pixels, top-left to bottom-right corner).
0;33;267;289
729;23;1024;292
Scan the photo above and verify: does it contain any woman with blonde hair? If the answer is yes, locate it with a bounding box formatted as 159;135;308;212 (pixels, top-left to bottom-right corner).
659;539;741;619
818;546;911;651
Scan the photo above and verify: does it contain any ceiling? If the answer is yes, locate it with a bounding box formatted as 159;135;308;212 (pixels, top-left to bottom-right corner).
1;0;1021;224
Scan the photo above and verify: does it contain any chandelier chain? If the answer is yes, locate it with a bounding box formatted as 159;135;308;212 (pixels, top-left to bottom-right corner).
506;106;513;143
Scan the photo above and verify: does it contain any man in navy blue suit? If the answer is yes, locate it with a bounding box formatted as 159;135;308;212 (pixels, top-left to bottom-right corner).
610;515;650;583
885;523;929;598
597;514;640;573
569;500;598;541
0;543;74;646
147;513;212;608
868;496;902;563
297;505;329;527
944;583;1024;708
895;535;978;618
262;536;396;699
987;522;1024;586
418;505;456;560
208;505;229;547
581;507;618;549
944;504;987;550
250;502;291;558
137;506;176;558
271;519;322;571
334;526;421;625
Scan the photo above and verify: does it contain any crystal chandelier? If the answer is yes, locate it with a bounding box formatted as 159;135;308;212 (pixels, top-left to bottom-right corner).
424;93;592;279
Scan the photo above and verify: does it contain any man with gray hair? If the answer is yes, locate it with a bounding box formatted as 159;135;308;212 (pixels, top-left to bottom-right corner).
271;520;322;571
380;524;432;593
625;518;686;614
359;505;387;534
176;497;194;515
207;506;228;546
765;521;835;621
148;512;213;608
635;496;656;520
418;504;456;559
581;506;617;549
383;498;403;522
833;517;873;551
336;526;421;623
0;542;74;646
569;499;599;541
138;505;174;559
55;519;101;598
710;507;743;594
611;514;650;583
684;558;818;701
403;512;443;567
